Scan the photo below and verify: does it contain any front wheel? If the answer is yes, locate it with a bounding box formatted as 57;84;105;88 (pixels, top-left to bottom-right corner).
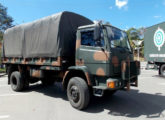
67;77;90;110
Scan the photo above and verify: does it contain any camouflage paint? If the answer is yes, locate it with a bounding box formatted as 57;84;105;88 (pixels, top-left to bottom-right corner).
96;68;105;76
85;72;91;85
75;25;140;90
121;61;126;73
76;40;81;50
75;29;110;77
2;24;140;91
76;59;84;66
62;67;92;86
62;71;69;85
67;66;92;86
22;59;29;64
36;58;44;65
52;57;61;66
45;66;50;70
31;70;41;78
93;51;110;61
2;57;62;67
111;56;119;67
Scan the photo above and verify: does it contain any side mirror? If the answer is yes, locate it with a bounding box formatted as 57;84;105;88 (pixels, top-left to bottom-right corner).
94;23;101;41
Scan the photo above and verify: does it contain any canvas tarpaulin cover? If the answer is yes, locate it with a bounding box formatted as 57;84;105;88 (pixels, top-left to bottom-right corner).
3;11;93;58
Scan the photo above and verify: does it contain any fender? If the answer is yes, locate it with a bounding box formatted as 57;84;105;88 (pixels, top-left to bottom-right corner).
63;66;92;86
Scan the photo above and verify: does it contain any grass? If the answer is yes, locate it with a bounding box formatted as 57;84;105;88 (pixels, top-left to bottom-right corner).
0;68;5;73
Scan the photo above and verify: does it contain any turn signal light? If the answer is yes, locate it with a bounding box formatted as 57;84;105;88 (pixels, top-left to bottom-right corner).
107;81;115;88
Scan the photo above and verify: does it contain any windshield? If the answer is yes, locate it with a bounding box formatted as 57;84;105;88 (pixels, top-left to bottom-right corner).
106;26;131;51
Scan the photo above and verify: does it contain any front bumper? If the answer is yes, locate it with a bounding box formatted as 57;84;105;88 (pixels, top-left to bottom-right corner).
93;75;138;90
92;76;138;96
93;61;140;91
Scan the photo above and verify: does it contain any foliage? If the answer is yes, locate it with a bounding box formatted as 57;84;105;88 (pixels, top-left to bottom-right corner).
0;68;5;72
126;27;145;57
0;3;13;64
0;3;13;42
0;3;13;33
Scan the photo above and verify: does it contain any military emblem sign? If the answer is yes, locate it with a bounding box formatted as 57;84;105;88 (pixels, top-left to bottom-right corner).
154;27;165;51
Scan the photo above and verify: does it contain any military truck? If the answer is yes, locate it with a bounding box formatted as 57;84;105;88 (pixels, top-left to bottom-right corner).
1;11;140;110
144;22;165;76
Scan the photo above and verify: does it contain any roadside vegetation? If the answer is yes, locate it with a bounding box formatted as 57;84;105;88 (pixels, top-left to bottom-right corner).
0;68;5;73
0;3;14;67
126;27;145;59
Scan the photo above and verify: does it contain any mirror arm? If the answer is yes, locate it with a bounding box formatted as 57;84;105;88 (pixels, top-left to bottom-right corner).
101;47;105;52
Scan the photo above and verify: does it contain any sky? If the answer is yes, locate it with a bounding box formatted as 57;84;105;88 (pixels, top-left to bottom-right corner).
0;0;165;30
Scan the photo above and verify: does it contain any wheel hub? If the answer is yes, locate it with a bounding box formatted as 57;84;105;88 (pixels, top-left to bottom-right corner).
70;86;79;103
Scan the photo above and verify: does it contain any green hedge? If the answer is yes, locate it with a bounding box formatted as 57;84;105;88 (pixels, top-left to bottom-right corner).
0;68;5;73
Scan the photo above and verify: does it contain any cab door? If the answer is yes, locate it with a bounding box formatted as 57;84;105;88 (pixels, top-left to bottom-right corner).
76;28;110;76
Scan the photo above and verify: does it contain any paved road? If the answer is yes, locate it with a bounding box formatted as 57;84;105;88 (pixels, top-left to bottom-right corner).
0;67;165;120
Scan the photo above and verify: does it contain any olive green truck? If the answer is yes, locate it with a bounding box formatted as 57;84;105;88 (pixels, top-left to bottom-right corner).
144;22;165;76
1;11;140;110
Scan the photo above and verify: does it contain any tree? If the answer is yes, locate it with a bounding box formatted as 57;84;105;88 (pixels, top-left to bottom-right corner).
0;3;13;66
0;3;13;33
138;27;145;57
126;28;139;48
126;27;145;58
0;3;13;42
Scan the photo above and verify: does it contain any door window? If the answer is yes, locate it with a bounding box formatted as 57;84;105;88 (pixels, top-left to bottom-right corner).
81;30;104;47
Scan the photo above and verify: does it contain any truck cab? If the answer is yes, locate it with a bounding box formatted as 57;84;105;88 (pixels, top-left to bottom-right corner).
71;23;140;96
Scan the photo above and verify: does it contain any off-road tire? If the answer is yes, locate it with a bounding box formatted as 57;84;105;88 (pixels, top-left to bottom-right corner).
67;77;90;110
10;71;24;91
160;64;165;77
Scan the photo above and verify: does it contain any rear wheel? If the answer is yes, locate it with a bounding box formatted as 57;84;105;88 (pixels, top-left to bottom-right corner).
10;71;24;91
67;77;90;110
160;64;165;77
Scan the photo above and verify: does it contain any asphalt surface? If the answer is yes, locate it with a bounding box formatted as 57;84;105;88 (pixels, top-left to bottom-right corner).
0;63;165;120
